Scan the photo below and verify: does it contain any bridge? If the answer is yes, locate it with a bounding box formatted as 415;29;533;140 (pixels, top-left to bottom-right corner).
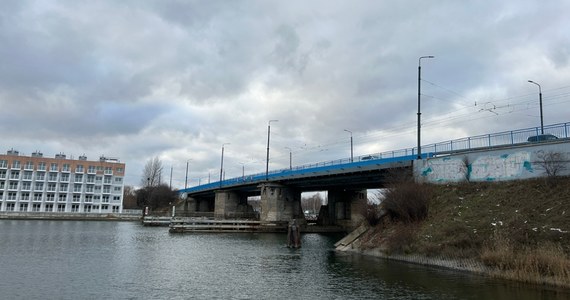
176;122;570;231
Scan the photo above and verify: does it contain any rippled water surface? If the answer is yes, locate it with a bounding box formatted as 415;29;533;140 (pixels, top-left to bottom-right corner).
0;220;567;299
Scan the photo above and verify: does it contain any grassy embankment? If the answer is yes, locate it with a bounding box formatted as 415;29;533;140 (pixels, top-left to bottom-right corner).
357;177;570;287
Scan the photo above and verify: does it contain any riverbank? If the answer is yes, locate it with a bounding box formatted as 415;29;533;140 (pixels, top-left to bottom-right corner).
0;211;141;221
337;177;570;288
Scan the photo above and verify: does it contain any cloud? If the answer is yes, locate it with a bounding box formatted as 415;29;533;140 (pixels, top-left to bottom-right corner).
1;0;570;188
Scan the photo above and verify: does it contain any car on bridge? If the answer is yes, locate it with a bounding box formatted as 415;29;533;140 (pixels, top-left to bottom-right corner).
360;155;380;161
527;134;558;142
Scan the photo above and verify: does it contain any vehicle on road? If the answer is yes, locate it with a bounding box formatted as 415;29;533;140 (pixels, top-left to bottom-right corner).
527;134;558;142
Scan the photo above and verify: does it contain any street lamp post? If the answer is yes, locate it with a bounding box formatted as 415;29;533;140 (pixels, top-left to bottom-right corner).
220;143;230;188
344;129;353;162
528;80;544;134
266;120;278;181
285;147;292;170
184;159;191;189
417;55;435;159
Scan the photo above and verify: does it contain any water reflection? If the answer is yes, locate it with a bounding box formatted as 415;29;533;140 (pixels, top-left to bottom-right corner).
0;220;568;300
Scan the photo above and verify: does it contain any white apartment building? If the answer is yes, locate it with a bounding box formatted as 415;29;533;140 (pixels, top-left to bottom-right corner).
0;150;126;214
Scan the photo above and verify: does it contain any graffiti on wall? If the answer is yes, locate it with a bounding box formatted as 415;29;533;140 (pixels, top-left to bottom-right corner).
421;151;532;183
421;157;467;182
470;152;531;181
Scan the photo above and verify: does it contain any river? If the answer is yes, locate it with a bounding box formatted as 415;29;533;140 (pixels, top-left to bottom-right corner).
0;220;567;299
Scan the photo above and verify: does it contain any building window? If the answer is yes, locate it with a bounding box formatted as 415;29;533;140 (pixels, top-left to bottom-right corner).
96;176;102;183
21;192;30;200
113;196;121;201
19;203;28;212
38;162;46;171
62;164;71;172
58;194;67;202
23;171;33;180
57;204;65;212
8;192;17;200
0;191;3;200
102;195;110;203
24;161;34;170
9;181;19;190
114;177;123;183
88;166;96;173
12;160;21;169
22;182;31;191
61;174;69;182
46;194;55;202
87;175;95;183
71;204;79;212
6;203;15;211
73;184;82;192
36;173;45;181
114;186;122;192
94;186;101;192
45;204;54;212
34;193;43;201
75;165;84;173
0;160;7;168
48;173;58;181
103;186;111;193
116;167;124;173
85;195;93;203
59;183;68;192
10;170;20;179
74;174;83;183
32;204;41;212
72;194;81;202
112;206;120;213
35;182;44;191
84;205;92;212
0;170;6;179
104;177;112;184
92;205;99;210
47;183;56;192
101;205;109;211
85;186;94;193
0;182;4;189
50;163;58;171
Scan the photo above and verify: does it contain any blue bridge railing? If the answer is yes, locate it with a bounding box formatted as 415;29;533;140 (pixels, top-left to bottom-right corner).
180;122;570;194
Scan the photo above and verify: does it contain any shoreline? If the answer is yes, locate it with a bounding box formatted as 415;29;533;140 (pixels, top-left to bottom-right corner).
336;232;570;289
0;212;141;221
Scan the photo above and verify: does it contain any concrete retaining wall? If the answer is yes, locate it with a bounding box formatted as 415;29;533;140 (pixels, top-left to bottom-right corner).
0;212;140;221
415;141;570;183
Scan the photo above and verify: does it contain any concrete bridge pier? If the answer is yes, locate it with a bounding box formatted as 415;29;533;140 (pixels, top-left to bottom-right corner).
323;188;367;230
182;196;214;215
259;183;305;225
214;190;254;219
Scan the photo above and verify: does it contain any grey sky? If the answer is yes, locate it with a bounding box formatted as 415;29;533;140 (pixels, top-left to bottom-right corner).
1;0;569;187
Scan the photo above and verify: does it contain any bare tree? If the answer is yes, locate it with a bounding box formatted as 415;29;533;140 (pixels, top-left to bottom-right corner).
301;193;323;214
536;151;567;178
141;156;163;187
122;185;138;209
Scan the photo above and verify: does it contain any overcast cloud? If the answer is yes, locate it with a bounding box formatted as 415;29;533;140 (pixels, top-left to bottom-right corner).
1;0;569;188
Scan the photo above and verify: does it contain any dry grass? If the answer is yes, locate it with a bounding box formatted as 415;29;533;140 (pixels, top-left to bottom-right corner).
481;233;570;286
361;177;570;287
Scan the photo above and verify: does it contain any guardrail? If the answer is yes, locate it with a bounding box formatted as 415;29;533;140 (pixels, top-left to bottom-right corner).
181;122;570;194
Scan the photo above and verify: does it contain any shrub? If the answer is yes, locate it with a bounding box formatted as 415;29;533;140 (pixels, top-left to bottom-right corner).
382;182;431;223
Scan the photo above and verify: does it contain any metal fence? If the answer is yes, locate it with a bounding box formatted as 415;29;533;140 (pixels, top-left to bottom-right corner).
182;122;570;194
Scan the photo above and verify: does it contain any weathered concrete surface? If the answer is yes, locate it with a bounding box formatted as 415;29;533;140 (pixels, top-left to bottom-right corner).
259;183;304;224
415;140;570;183
327;189;367;231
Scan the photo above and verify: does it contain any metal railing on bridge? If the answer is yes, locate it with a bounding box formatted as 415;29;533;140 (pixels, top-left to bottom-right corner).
181;122;570;194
